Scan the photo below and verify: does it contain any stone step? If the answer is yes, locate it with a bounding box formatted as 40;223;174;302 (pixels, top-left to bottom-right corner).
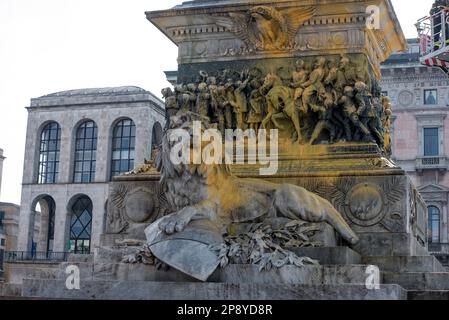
363;256;446;273
383;272;449;290
0;283;22;297
288;247;361;265
408;290;449;300
95;246;135;263
58;262;95;281
93;263;377;285
67;254;94;263
21;279;407;300
95;246;362;266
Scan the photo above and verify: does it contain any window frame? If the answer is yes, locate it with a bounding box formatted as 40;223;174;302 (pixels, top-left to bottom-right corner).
0;211;4;231
73;121;98;184
69;196;93;255
424;89;438;106
423;127;440;157
428;206;441;244
37;122;61;184
110;119;136;179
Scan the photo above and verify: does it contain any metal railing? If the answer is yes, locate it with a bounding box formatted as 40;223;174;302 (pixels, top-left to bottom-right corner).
3;251;69;263
417;8;449;56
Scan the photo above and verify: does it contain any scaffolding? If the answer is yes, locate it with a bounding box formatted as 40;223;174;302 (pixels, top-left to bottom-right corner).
417;7;449;73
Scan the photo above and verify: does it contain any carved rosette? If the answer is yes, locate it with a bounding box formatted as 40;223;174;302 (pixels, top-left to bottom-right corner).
298;176;406;232
106;182;171;234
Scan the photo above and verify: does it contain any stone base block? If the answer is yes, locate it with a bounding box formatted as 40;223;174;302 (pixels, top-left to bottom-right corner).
289;247;361;265
352;233;428;257
21;280;407;300
4;262;60;285
363;256;446;273
92;263;374;285
0;283;22;298
408;291;449;300
383;272;449;290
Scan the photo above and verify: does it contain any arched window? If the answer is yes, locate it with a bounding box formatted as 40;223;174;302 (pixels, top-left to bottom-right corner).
31;195;55;253
151;122;163;153
74;121;98;183
428;206;441;243
69;196;93;254
38;122;61;184
111;119;136;178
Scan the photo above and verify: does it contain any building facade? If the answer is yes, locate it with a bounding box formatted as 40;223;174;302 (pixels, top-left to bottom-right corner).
0;149;4;197
381;39;449;253
16;86;165;255
0;150;20;275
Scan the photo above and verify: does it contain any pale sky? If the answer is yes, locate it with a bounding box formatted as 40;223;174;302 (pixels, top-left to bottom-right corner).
0;0;435;204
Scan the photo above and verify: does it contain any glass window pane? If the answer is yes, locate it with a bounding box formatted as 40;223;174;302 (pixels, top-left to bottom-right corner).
110;119;136;177
424;128;439;156
38;122;61;184
70;196;92;254
73;121;97;183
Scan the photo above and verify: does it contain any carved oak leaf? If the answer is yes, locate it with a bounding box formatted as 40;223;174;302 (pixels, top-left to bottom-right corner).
213;6;316;51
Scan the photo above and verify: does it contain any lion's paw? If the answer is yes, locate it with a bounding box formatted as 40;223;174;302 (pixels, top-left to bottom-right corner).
158;210;193;235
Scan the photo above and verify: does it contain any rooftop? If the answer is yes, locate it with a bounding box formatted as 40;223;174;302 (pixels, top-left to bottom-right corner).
30;86;165;114
40;86;148;98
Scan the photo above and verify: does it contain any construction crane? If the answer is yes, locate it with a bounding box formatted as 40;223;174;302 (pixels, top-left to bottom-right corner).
416;6;449;74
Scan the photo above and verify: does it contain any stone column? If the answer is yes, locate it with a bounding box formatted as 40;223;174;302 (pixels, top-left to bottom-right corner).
17;189;32;251
90;189;108;251
52;195;68;252
58;124;73;184
95;116;110;183
443;204;449;243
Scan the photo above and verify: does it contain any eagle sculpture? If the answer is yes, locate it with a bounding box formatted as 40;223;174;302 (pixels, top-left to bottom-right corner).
214;6;317;51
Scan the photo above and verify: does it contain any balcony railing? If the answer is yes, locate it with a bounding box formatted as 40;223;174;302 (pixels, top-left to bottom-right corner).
3;251;69;263
416;156;448;171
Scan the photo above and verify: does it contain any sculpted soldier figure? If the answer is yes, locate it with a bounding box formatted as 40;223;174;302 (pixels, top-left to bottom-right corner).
176;84;196;112
225;80;237;129
264;85;303;143
382;95;393;155
309;87;337;145
214;84;233;137
302;57;326;113
247;79;265;135
196;82;211;118
336;55;358;92
355;81;383;146
233;78;250;130
161;87;178;127
339;86;373;142
290;59;309;108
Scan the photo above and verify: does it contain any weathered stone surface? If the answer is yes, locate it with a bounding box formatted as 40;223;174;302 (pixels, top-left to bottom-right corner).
383;272;449;290
0;283;22;298
4;262;60;285
408;290;449;301
21;280;407;300
363;256;446;273
208;265;372;286
288;247;361;265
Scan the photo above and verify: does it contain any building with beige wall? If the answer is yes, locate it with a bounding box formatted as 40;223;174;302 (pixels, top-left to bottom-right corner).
381;39;449;253
0;150;20;276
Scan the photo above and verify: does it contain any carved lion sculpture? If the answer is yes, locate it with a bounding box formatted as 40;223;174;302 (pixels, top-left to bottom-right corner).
145;111;359;281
